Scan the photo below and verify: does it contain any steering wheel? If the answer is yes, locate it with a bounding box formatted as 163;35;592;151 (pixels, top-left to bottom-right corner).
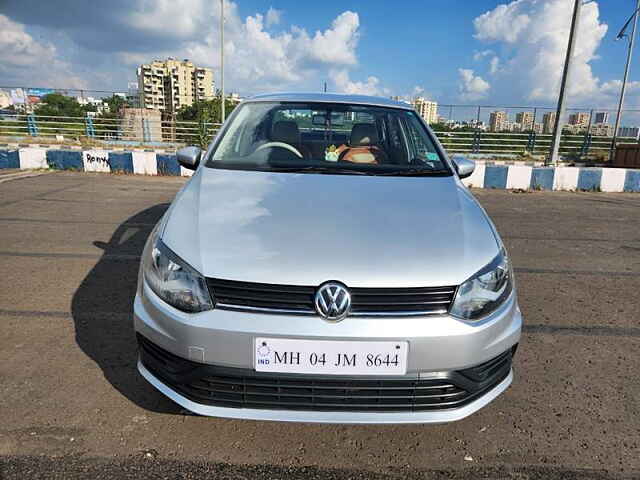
255;142;303;159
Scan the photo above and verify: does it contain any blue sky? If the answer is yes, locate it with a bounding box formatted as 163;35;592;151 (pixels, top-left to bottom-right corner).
2;0;640;112
233;0;638;106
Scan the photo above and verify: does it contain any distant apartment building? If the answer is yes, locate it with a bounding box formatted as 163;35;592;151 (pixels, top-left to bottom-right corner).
508;122;522;133
412;97;438;124
76;96;110;115
137;58;214;112
542;112;556;134
618;126;640;139
590;123;613;137
533;123;543;134
594;112;610;124
228;93;244;105
126;82;140;107
515;111;534;131
489;111;508;132
568;111;590;127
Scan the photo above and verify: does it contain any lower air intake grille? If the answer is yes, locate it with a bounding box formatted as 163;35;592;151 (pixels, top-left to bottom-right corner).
138;334;513;413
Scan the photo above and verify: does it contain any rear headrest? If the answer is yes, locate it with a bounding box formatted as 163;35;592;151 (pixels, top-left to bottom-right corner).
350;123;379;147
272;121;300;145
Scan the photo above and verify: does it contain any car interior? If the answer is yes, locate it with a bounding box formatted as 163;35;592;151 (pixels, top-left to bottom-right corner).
211;102;446;170
266;113;406;165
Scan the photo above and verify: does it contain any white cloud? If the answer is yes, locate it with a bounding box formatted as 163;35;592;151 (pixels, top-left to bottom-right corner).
0;14;87;88
1;3;364;94
600;79;640;95
489;56;500;75
329;69;390;96
265;7;282;27
471;0;608;103
299;11;360;66
473;49;500;76
473;49;494;61
181;5;362;92
457;68;490;101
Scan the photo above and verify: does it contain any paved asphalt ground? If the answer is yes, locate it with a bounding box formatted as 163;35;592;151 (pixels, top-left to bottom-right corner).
0;172;639;479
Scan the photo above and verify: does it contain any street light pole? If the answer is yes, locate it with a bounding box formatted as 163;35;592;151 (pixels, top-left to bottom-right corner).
220;0;225;124
610;0;640;162
548;0;582;166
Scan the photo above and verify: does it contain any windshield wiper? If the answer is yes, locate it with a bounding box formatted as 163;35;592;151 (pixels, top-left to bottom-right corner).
266;165;370;175
372;168;450;176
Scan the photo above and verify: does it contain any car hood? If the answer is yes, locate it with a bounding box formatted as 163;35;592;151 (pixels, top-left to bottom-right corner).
162;167;500;288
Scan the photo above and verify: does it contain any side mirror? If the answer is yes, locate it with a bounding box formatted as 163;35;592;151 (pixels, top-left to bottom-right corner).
453;156;475;179
177;146;202;170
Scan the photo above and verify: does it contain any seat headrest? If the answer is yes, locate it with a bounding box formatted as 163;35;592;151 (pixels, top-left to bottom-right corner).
350;123;379;147
272;121;300;145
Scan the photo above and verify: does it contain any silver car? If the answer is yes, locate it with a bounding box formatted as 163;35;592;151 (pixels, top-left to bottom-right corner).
134;93;522;424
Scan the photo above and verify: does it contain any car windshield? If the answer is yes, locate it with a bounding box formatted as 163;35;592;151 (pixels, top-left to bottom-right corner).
205;101;451;176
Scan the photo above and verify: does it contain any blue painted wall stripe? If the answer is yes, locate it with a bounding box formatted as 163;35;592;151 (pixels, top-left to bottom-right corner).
108;152;134;173
156;154;180;176
484;165;509;189
46;150;84;171
624;170;640;192
577;168;603;191
0;150;20;169
530;167;555;190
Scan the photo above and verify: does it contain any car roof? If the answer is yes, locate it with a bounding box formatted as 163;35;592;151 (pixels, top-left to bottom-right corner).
245;92;413;110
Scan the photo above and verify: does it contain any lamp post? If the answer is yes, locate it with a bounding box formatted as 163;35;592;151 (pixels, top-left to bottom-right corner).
220;0;225;124
548;0;582;166
610;0;640;162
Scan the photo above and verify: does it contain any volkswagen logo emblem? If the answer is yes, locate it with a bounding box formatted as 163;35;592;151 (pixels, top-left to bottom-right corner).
315;282;351;321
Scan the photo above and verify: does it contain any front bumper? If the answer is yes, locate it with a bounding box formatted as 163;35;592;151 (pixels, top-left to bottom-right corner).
138;333;515;424
134;281;521;423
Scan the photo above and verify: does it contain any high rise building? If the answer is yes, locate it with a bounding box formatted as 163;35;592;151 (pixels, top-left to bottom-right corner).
489;111;508;132
617;126;640;139
568;112;590;127
542;112;556;134
412;97;438;124
126;82;140;108
590;124;613;137
137;58;214;112
594;112;610;124
515;111;534;131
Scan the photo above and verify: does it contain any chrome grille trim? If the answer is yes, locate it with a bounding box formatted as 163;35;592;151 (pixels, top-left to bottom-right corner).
215;303;449;317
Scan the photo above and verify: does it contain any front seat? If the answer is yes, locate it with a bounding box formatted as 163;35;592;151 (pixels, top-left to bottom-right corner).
271;121;310;159
340;123;388;164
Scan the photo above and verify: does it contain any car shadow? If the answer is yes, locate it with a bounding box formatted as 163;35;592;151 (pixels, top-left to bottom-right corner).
71;203;181;414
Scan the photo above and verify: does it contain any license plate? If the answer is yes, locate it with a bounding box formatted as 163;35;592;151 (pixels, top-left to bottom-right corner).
254;338;408;375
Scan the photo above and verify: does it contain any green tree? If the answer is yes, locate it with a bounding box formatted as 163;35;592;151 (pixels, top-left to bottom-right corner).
177;98;238;147
102;94;129;115
35;93;86;118
177;98;237;123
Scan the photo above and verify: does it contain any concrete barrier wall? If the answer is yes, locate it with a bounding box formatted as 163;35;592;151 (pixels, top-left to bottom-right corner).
460;164;640;192
0;147;639;191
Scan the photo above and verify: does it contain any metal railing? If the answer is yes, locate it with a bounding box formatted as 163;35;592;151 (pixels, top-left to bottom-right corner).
0;112;637;160
435;130;632;161
0;113;221;147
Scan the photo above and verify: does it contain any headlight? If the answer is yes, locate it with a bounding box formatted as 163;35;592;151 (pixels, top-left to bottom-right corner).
142;235;213;313
450;249;513;321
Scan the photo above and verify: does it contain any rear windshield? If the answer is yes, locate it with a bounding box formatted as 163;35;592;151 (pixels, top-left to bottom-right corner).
205;101;451;177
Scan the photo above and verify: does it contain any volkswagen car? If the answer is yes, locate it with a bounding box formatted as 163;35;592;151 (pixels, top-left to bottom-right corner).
134;93;522;423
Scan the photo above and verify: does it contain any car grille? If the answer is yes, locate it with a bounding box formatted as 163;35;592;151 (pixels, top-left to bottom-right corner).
206;278;456;317
138;334;513;413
